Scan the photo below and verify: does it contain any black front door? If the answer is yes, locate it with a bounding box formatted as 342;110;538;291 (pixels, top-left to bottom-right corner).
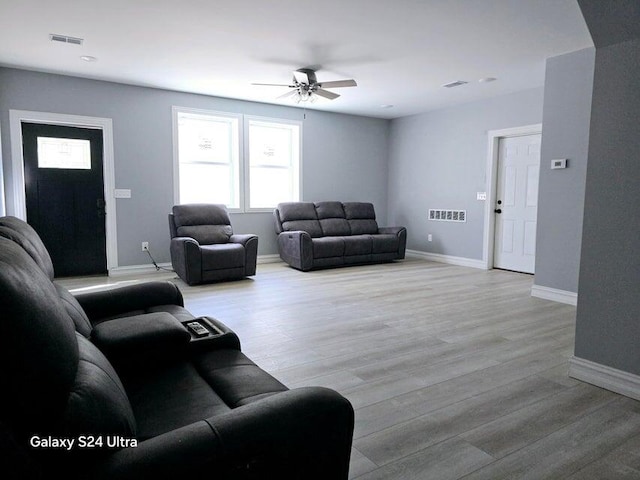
22;122;107;277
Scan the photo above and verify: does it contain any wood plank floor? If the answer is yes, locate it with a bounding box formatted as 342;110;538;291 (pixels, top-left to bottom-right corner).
60;257;640;479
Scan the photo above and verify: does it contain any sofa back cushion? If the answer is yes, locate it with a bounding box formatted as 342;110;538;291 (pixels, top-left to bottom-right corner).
64;334;137;438
0;238;79;432
0;216;55;280
278;202;323;238
315;202;351;236
343;202;379;235
172;204;233;244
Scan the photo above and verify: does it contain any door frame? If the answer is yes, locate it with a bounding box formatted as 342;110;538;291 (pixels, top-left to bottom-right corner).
9;110;118;272
482;124;542;270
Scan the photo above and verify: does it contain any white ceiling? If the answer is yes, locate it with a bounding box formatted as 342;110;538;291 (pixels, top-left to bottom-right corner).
0;0;593;119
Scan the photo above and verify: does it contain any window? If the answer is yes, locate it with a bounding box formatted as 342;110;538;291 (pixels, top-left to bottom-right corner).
174;109;240;208
246;118;300;210
37;137;91;169
173;107;301;212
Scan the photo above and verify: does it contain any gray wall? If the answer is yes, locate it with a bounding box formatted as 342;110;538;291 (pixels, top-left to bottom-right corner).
387;88;543;260
575;38;640;375
0;67;389;267
533;47;595;294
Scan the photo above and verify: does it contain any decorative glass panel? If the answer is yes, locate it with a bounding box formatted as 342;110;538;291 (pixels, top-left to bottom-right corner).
37;137;91;169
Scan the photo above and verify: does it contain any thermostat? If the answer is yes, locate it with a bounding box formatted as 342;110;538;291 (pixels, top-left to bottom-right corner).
551;159;567;169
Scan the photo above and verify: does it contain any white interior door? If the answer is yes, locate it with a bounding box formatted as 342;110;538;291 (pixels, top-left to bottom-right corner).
493;134;541;274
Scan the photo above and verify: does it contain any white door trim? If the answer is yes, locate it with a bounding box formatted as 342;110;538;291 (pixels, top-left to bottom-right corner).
482;124;542;269
9;110;118;272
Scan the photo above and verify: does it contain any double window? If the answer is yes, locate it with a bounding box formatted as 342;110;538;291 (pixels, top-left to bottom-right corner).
173;107;301;212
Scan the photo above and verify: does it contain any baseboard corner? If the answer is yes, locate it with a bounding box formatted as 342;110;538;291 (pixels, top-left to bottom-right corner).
531;284;578;305
569;356;640;401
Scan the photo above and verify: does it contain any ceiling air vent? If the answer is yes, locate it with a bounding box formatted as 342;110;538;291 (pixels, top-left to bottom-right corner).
442;80;468;88
49;34;84;45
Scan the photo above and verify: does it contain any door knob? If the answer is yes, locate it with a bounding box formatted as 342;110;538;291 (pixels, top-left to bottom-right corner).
494;209;502;214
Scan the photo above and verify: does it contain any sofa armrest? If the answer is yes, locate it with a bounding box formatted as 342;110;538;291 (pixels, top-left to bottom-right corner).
170;237;202;285
378;226;407;259
93;421;222;480
94;387;353;480
230;234;258;276
74;281;185;322
187;316;242;353
277;231;314;271
90;312;191;367
210;386;354;479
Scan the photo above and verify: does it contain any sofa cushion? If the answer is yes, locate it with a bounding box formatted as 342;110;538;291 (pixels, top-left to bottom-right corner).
319;218;351;236
173;204;233;244
278;202;323;238
55;283;93;337
0;238;80;432
177;225;233;245
0;218;55;280
312;237;345;258
344;202;379;235
194;349;288;408
315;201;346;219
124;361;231;439
64;334;137;438
201;243;245;270
343;235;372;255
371;234;399;253
282;220;324;238
314;202;350;236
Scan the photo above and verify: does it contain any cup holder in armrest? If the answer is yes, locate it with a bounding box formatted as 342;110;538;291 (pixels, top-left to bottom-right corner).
181;317;223;340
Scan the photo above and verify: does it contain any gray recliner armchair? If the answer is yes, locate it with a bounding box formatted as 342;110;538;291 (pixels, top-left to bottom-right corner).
169;204;258;285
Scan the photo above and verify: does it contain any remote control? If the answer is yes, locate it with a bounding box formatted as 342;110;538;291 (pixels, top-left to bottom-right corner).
186;321;209;337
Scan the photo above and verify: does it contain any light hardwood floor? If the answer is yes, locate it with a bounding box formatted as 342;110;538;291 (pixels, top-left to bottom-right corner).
61;257;640;479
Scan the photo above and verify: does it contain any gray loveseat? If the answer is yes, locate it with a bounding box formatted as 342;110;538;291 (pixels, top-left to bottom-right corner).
274;201;406;271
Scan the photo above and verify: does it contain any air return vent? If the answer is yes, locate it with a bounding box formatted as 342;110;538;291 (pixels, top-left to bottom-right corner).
442;80;468;88
429;209;466;222
49;34;84;45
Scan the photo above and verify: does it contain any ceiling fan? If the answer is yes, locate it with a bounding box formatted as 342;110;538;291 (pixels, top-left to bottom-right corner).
253;68;357;103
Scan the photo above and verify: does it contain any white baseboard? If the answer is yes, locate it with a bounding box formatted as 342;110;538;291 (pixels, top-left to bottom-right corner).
569;356;640;401
108;262;173;277
531;284;578;306
257;254;282;264
407;249;486;270
108;254;282;276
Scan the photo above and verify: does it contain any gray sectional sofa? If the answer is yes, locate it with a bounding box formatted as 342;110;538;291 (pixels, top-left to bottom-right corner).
274;201;407;271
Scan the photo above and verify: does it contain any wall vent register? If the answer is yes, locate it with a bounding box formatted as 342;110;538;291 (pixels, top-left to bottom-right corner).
429;209;466;222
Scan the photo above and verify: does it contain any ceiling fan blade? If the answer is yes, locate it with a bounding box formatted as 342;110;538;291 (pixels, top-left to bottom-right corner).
276;89;299;100
317;79;358;88
314;88;340;100
252;83;295;87
293;70;309;84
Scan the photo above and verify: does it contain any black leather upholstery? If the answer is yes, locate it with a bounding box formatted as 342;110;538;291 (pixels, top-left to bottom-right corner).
0;219;354;479
169;204;259;285
274;201;407;271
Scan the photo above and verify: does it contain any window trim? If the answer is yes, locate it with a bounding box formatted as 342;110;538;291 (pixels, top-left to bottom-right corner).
171;106;244;213
172;107;302;213
243;115;303;213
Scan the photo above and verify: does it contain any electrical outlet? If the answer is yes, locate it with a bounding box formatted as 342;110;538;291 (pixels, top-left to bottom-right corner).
141;242;149;252
428;234;433;242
